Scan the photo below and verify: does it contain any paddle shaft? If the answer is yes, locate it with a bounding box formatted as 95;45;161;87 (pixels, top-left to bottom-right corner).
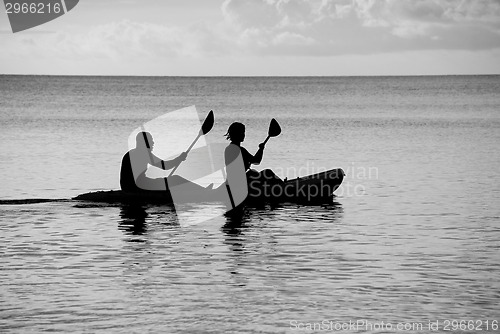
168;131;202;177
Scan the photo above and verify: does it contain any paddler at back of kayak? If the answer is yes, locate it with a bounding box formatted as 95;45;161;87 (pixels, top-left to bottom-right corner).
120;131;188;192
224;122;283;196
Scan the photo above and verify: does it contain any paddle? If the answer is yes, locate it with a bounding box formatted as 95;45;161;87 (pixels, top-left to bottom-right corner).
167;110;214;177
262;118;281;145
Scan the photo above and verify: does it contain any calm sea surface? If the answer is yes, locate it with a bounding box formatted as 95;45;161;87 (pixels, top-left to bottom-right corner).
1;75;499;333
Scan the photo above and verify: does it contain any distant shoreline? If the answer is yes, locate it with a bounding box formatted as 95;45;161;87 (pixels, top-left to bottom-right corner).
1;73;499;78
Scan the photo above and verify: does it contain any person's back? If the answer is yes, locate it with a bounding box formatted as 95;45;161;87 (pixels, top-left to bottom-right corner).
120;150;140;191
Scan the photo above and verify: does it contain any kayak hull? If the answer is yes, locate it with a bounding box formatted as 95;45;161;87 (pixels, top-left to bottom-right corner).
246;168;344;204
73;168;344;205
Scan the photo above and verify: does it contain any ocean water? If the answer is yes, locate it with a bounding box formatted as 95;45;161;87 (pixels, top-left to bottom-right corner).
1;75;499;333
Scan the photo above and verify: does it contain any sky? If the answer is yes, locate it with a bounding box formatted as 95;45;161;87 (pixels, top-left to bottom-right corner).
1;0;500;76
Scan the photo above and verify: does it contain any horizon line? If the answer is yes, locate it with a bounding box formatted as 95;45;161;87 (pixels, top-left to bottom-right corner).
1;73;499;78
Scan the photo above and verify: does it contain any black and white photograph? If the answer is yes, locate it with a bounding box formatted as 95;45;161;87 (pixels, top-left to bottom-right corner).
1;0;499;333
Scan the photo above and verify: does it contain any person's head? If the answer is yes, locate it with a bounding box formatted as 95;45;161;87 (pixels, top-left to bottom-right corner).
225;122;245;144
136;131;154;151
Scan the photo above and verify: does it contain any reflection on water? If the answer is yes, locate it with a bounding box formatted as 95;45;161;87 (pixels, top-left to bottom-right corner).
223;206;251;228
222;206;253;255
118;205;149;236
118;203;179;240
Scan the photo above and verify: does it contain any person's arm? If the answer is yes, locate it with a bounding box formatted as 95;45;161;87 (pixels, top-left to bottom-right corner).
240;144;265;168
150;152;187;170
251;143;265;165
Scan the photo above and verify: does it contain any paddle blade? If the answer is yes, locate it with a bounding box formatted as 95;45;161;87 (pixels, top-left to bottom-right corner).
201;110;215;135
268;118;281;137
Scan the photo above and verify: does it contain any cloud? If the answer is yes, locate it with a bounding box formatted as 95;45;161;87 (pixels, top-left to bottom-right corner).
1;0;500;70
1;19;234;63
221;0;500;54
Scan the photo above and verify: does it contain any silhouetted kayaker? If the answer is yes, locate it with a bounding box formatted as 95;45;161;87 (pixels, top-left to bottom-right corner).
120;132;187;191
224;122;282;195
225;122;264;170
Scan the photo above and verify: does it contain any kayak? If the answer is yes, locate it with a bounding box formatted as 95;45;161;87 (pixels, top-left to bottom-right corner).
73;168;344;205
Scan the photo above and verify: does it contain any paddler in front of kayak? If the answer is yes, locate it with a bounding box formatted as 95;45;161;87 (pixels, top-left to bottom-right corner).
224;122;283;197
